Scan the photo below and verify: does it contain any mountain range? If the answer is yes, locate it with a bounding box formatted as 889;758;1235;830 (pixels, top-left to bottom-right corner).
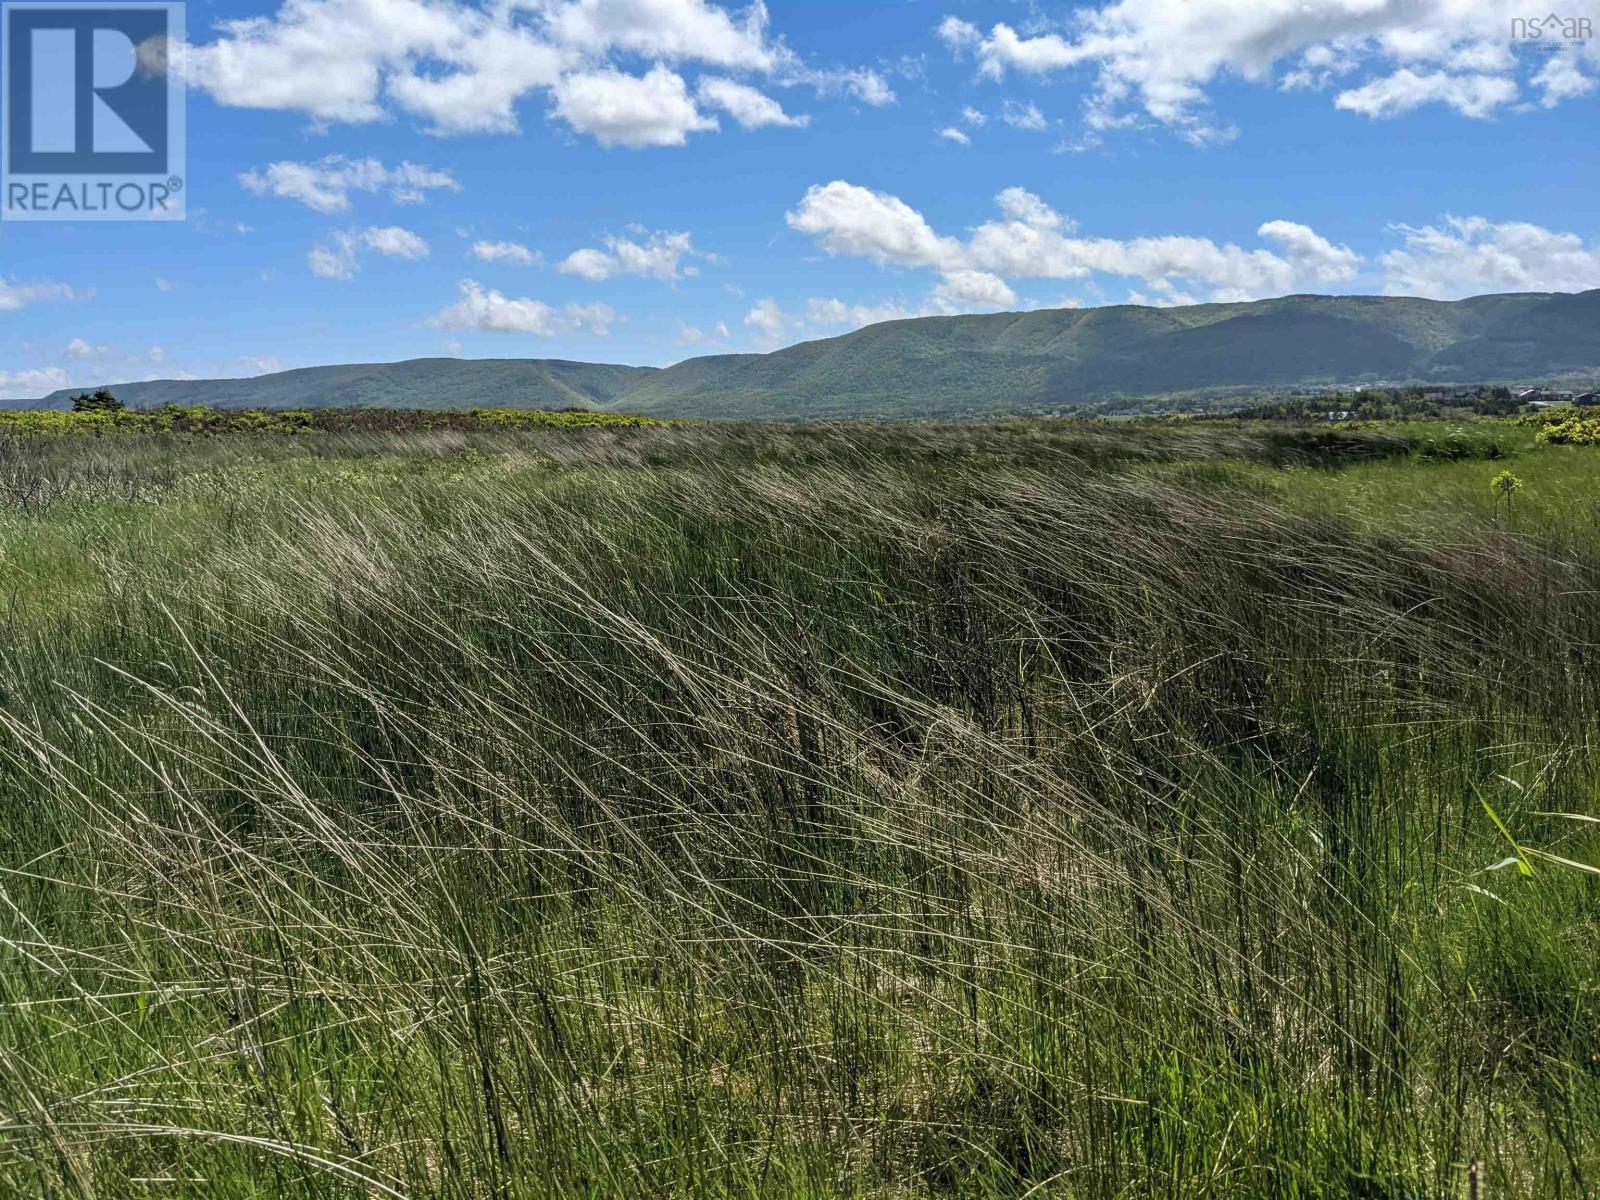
24;289;1600;418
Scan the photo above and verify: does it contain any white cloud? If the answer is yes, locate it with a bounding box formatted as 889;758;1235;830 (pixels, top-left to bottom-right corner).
154;276;177;292
309;237;359;280
309;226;430;279
363;225;431;260
238;354;284;374
961;106;987;126
240;156;459;213
1334;69;1517;118
806;296;920;329
938;1;1598;142
545;0;785;71
428;279;616;336
937;16;982;52
744;293;935;348
0;367;69;396
744;297;788;341
387;25;567;134
551;65;717;147
470;240;543;266
696;77;809;128
933;270;1017;311
994;185;1066;230
806;66;896;106
1257;219;1363;281
1001;99;1047;131
0;277;75;312
789;180;1362;302
1380;216;1600;298
1532;54;1597;107
937;126;971;145
558;229;695;281
787;181;963;270
64;338;109;359
189;0;888;142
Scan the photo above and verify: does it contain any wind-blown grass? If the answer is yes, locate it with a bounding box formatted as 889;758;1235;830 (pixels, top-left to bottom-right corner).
0;420;1595;1198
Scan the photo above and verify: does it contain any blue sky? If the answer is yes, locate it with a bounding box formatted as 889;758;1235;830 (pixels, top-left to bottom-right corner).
2;0;1598;396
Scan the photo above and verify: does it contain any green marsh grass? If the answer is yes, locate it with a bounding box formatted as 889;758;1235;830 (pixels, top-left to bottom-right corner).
0;419;1596;1198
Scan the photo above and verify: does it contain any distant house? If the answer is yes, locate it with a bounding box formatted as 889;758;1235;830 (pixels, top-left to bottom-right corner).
1515;387;1544;402
1323;410;1357;421
1451;388;1475;400
1576;392;1600;406
1421;390;1446;402
1548;391;1576;404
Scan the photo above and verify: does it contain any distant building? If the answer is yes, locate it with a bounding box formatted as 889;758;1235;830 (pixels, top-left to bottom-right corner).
1515;387;1544;401
1548;391;1576;404
1576;392;1600;406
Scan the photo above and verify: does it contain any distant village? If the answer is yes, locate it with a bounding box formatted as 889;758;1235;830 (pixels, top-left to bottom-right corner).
1515;387;1600;409
1310;383;1599;422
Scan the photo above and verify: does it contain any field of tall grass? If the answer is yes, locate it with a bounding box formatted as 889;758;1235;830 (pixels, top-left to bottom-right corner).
0;419;1595;1198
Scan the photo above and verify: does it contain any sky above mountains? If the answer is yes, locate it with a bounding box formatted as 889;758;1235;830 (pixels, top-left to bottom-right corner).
3;0;1598;396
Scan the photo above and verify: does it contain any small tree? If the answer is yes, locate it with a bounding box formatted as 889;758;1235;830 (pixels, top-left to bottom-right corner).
70;387;123;413
1490;469;1523;519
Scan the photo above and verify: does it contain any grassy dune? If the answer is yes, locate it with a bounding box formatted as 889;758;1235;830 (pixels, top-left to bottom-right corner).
0;420;1596;1198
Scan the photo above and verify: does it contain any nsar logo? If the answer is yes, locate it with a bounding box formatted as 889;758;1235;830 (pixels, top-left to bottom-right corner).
1511;12;1594;46
3;2;185;221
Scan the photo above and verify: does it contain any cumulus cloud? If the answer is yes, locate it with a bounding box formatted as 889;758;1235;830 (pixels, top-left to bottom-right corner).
1333;69;1518;118
0;367;69;397
1532;54;1598;107
933;270;1017;310
551;65;717;147
428;279;617;336
545;0;783;70
309;226;431;279
1001;99;1047;131
744;298;787;341
1380;217;1600;298
240;156;460;213
363;226;431;259
0;277;76;312
788;180;1362;302
696;77;808;128
558;229;696;281
937;126;971;145
787;181;963;269
806;297;920;328
470;240;543;266
744;295;923;346
807;66;896;106
188;0;884;143
64;338;109;359
938;1;1597;142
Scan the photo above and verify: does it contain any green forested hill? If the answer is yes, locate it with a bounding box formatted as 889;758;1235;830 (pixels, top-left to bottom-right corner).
36;357;656;412
615;290;1600;417
21;290;1600;417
